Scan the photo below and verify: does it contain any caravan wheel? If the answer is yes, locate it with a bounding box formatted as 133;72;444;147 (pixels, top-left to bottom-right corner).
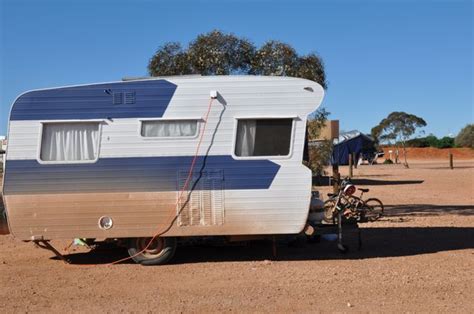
127;237;177;265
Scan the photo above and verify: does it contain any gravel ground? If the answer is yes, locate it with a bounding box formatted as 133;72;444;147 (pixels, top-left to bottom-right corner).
1;160;473;312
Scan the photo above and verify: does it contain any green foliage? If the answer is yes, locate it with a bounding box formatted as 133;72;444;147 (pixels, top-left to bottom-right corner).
250;41;299;77
305;108;331;176
383;159;394;164
455;124;474;148
437;136;455;148
148;42;194;76
307;108;330;140
372;112;427;145
307;140;332;176
296;54;326;90
148;30;327;89
405;138;426;147
371;125;383;146
425;135;440;147
406;135;455;148
188;31;255;75
371;111;427;167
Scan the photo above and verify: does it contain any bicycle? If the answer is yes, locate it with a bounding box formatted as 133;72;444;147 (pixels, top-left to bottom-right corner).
323;178;384;224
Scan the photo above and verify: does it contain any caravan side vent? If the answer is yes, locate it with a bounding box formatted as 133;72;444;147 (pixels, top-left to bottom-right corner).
177;170;225;227
112;92;123;105
124;92;136;104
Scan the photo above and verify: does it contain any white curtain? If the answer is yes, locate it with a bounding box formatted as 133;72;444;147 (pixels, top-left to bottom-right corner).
141;120;197;137
235;120;257;156
41;123;99;161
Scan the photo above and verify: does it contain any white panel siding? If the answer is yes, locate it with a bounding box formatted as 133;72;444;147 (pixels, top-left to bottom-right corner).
4;76;322;239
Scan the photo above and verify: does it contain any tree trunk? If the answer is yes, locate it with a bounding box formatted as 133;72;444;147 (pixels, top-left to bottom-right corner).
402;142;409;168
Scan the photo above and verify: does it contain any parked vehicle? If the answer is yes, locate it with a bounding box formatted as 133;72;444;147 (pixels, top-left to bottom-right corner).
1;75;325;265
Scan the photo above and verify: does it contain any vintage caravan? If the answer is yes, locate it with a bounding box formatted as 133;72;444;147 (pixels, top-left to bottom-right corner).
1;75;324;264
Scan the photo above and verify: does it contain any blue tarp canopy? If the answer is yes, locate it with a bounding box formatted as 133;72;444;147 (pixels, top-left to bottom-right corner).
331;130;375;165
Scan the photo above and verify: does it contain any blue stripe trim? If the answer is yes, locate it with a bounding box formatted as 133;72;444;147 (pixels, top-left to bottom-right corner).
3;156;280;194
10;80;177;121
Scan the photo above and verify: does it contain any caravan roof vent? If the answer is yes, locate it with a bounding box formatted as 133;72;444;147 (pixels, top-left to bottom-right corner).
113;92;123;105
125;92;136;104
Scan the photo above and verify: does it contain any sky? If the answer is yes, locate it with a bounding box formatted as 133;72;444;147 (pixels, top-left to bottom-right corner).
0;0;472;137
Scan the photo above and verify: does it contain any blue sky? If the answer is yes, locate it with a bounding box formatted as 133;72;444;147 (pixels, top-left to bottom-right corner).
0;0;472;137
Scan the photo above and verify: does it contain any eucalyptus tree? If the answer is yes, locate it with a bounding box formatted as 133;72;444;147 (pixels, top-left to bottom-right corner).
148;30;327;88
372;112;427;167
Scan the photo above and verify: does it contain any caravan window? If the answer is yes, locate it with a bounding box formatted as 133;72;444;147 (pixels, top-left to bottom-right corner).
40;122;100;162
235;119;293;157
141;120;198;138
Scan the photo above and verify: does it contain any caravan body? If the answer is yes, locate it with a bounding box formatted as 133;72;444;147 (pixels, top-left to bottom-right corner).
2;76;324;241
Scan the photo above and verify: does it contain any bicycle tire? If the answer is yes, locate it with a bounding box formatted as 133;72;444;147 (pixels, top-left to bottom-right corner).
364;198;384;221
322;199;336;223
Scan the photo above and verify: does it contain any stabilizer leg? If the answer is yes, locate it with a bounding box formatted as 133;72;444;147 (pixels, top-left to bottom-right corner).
34;240;70;264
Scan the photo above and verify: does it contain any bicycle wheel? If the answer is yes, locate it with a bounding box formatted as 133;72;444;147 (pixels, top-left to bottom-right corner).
364;198;384;221
322;199;336;224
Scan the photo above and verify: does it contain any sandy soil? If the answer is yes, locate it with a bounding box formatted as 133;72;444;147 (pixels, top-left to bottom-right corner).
1;160;473;313
382;146;474;160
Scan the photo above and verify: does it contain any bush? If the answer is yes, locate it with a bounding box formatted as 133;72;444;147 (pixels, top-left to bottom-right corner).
455;124;474;148
306;140;332;176
406;137;430;147
383;159;394;164
406;135;455;148
437;136;455;149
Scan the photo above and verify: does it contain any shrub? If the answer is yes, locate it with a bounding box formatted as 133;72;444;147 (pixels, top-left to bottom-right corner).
383;159;394;164
306;140;332;176
406;137;430;147
406;135;455;148
455;124;474;148
436;136;455;149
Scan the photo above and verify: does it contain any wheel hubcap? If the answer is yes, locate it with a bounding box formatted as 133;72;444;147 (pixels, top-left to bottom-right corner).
136;237;165;258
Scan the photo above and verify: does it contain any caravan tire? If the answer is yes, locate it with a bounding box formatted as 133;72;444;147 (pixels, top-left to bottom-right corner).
127;237;177;265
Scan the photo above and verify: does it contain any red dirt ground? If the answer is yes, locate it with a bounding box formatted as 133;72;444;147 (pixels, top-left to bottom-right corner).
1;160;473;312
382;146;474;160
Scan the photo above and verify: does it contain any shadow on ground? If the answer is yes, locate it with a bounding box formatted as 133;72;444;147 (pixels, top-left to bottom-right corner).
61;226;474;265
312;176;424;186
385;204;474;216
351;178;424;186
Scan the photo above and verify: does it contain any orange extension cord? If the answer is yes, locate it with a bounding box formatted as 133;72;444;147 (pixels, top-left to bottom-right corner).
67;97;215;266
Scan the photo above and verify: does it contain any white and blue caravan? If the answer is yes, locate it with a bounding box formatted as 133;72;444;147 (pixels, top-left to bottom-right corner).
1;76;324;264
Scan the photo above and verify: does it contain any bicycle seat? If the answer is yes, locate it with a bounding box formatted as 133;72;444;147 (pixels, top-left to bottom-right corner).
327;193;337;198
358;188;369;193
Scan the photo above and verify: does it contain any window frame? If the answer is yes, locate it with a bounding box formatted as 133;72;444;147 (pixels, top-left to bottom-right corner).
231;116;298;160
36;119;104;165
138;118;202;140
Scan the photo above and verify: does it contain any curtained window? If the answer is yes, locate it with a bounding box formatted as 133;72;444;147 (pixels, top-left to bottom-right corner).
40;122;100;162
235;119;293;157
141;120;198;138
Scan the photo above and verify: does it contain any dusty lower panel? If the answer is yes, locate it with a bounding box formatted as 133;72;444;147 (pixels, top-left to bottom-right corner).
4;191;308;240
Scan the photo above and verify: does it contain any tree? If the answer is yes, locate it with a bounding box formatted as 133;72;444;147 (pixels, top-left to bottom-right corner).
371;112;427;167
250;41;299;77
296;53;327;90
406;135;455;148
187;31;255;75
307;108;330;140
437;136;455;149
148;42;194;76
305;108;331;175
147;30;327;89
455;124;474;148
